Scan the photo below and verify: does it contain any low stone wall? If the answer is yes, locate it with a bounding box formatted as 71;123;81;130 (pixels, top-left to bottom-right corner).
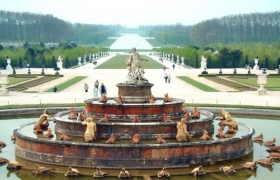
1;107;279;117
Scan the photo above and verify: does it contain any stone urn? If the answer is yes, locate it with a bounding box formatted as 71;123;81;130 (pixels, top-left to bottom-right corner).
256;69;269;95
0;73;9;95
78;57;82;66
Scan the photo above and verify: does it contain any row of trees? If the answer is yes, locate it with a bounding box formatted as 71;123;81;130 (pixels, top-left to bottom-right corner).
191;11;280;44
0;43;108;69
144;11;280;45
154;42;280;70
144;24;193;45
0;11;71;42
0;11;116;44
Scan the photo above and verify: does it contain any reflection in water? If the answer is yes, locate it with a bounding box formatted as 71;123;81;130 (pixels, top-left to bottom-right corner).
0;117;280;179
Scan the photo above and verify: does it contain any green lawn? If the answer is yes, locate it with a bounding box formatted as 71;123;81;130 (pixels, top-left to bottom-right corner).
45;76;87;92
95;55;164;69
231;77;280;90
177;76;219;92
8;77;31;85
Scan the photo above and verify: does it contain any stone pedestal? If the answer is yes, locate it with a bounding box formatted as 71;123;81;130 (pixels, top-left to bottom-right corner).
116;83;154;103
57;61;63;70
0;74;9;95
257;70;268;95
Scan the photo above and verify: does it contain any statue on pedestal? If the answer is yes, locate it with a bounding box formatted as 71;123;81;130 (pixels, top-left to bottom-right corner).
57;56;63;70
126;48;148;84
200;56;207;70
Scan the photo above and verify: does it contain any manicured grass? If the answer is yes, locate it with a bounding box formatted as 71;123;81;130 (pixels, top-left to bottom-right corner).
177;76;219;92
231;77;280;90
8;77;31;85
95;55;164;69
45;76;87;92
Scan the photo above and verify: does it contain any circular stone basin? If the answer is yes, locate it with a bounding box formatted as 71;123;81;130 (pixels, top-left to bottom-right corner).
84;97;185;118
54;109;215;138
14;115;254;169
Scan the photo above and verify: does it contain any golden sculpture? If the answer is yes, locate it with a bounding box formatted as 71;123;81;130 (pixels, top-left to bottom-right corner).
164;93;171;102
118;168;131;178
132;115;141;123
216;126;227;138
82;117;97;143
191;106;200;118
59;130;72;141
148;95;155;103
99;113;109;122
162;113;172;122
99;95;107;102
157;167;170;178
131;134;140;144
34;109;50;134
176;118;193;142
68;107;77;119
115;95;123;104
156;134;166;143
199;130;210;140
43;128;54;138
105;134;116;144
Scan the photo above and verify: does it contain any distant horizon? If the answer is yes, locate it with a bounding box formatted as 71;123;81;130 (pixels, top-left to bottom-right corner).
0;0;279;28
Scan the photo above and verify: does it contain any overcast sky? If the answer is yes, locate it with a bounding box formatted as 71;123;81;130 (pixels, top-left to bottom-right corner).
0;0;279;28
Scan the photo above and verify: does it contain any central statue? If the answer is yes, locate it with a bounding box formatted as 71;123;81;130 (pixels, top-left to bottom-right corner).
126;47;148;84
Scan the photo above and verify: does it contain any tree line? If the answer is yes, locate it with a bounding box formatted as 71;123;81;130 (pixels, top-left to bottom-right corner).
144;11;280;45
0;11;116;44
153;42;280;70
0;42;108;69
191;11;280;44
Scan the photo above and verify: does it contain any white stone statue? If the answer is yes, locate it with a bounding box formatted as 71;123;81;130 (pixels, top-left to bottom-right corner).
200;56;207;70
125;47;148;84
181;57;185;66
83;54;87;64
176;55;180;65
57;56;63;70
78;57;82;66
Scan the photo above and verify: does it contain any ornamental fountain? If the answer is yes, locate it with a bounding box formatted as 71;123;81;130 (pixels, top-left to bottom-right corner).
12;48;255;177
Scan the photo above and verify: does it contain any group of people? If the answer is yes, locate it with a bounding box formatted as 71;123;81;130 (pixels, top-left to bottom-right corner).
164;74;171;83
84;79;107;98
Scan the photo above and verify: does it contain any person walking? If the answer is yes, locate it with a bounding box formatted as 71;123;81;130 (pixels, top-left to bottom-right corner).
172;64;175;70
100;83;107;96
168;74;171;83
93;85;98;98
95;79;99;89
84;83;89;92
164;74;168;83
53;86;57;92
163;66;166;71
